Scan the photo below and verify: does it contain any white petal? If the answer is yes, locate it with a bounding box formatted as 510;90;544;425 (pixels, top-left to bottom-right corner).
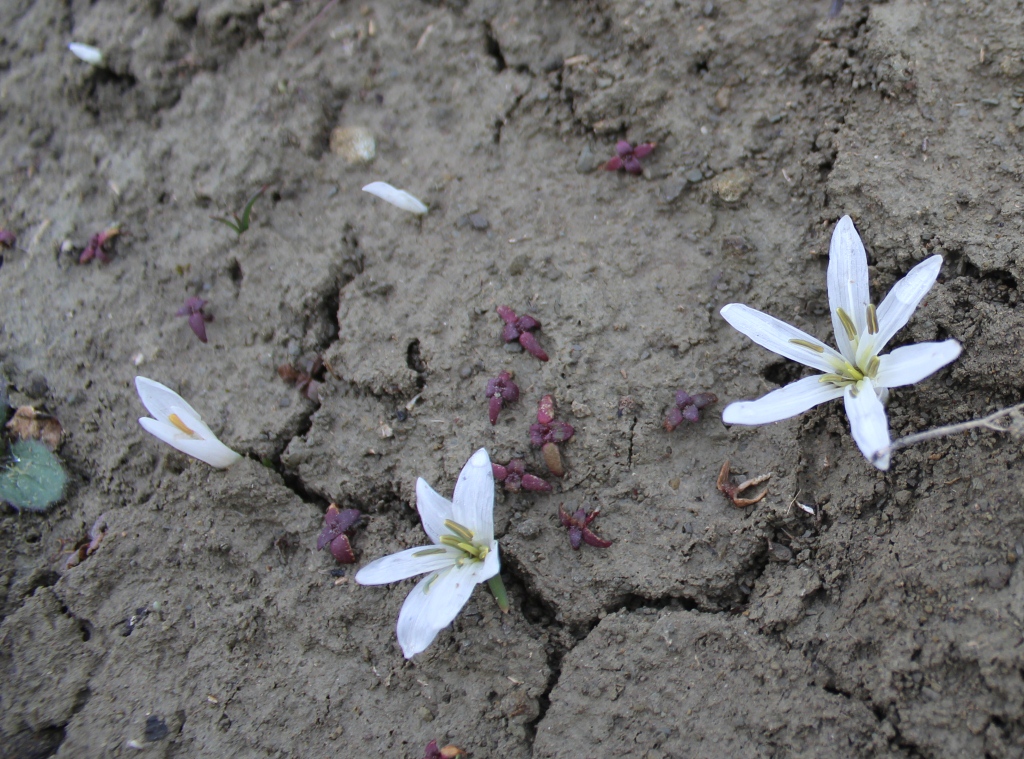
416;477;453;545
844;380;891;470
874;340;961;388
722;375;844;425
827;215;871;360
396;564;478;658
354;545;459;585
135;377;203;426
68;42;103;65
362;182;428;215
720;304;844;374
451;448;495;543
137;417;241;468
873;255;943;350
476;540;501;583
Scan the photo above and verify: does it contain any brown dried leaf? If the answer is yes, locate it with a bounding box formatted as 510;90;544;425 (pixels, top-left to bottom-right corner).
6;406;64;451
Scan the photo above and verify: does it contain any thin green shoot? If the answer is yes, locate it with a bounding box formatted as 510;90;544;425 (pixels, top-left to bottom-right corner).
211;185;269;235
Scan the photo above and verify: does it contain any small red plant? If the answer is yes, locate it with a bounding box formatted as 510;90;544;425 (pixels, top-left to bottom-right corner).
497;305;549;361
317;504;361;563
279;355;327;401
0;230;16;249
716;460;772;507
604;140;656;175
529;395;575;477
486;371;519;424
176;297;213;343
558;504;612;549
492;459;551;493
664;389;718;431
79;225;121;264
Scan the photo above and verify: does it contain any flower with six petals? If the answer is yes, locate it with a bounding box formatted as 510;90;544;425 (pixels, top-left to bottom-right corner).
720;215;961;470
355;448;502;659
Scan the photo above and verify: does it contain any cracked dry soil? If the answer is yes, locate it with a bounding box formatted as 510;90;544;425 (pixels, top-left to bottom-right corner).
3;0;1024;756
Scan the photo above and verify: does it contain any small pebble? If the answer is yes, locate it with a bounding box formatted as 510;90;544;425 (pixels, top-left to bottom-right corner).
329;126;376;165
685;168;705;184
468;213;489;230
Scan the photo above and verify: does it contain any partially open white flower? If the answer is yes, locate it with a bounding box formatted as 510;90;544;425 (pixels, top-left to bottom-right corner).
135;377;242;469
720;215;961;470
356;448;500;658
361;181;428;215
68;42;103;65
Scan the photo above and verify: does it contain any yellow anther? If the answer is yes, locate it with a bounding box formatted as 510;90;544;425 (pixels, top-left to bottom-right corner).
819;373;846;384
414;547;448;557
835;307;858;341
168;413;196;436
789;338;825;353
444;519;475;542
423;573;440;593
866;304;879;335
866;355;880;377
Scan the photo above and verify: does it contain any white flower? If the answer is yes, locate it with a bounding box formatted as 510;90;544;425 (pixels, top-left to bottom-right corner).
356;448;500;659
68;42;103;65
362;181;428;215
134;377;242;469
720;215;961;470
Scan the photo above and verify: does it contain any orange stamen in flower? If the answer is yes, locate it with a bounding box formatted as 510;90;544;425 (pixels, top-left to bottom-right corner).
168;413;196;436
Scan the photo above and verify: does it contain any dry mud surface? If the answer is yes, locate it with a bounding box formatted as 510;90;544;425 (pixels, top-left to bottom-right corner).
2;0;1024;756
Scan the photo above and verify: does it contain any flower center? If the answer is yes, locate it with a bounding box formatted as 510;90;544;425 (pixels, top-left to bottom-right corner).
437;519;489;565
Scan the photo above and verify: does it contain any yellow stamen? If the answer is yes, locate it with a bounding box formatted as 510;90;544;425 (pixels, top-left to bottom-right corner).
168;413;195;436
866;355;880;377
444;519;475;542
849;385;860;398
866;304;879;335
819;373;846;384
413;547;448;557
789;338;825;353
835;307;858;341
423;573;439;593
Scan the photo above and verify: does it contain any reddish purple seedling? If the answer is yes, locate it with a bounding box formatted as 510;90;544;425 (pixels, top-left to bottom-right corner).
0;230;16;249
176;297;213;343
79;225;120;264
278;355;328;402
604;140;656;175
492;459;551;493
497;305;549;361
317;504;361;563
559;504;612;549
485;371;520;424
530;394;574;477
664;389;718;431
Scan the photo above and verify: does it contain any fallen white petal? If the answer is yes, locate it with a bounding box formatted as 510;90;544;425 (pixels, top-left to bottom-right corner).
355;545;459;585
844;380;891;470
362;181;428;214
451;448;495;543
722;375;845;425
415;477;453;545
396;564;478;658
68;42;103;65
720;304;844;374
827;215;871;360
873;255;943;350
874;340;962;388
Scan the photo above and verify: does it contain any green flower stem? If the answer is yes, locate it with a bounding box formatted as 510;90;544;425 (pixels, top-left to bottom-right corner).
488;575;510;613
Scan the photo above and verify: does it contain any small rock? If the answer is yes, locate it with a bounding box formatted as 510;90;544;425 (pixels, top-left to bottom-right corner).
767;541;793;562
329;126;376;165
504;342;524;355
516;519;542;539
721;235;755;257
416;706;435;723
685;168;705;184
25;373;48;398
458;364;474;379
144;716;169;742
709;168;753;202
660;174;689;203
576;144;602;174
508;253;530;276
714;86;731;111
468;213;489;230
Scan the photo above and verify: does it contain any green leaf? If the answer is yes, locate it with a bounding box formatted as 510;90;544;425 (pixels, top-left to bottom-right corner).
211;216;243;234
0;439;68;512
237;185;268;232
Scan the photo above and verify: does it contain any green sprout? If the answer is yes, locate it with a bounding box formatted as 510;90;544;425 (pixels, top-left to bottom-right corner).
211;185;268;236
0;439;68;512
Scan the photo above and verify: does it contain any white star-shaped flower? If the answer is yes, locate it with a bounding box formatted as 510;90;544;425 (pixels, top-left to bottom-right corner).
355;448;501;659
720;215;962;470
